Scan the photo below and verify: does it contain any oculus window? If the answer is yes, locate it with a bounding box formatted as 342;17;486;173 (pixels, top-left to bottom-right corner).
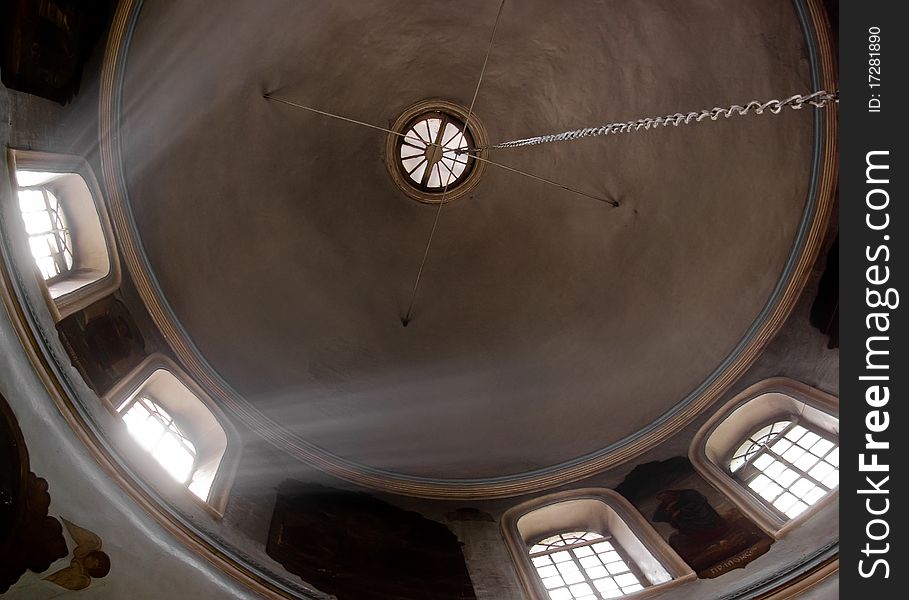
399;113;471;190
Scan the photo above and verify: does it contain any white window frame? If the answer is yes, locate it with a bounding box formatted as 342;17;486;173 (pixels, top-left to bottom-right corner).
104;354;241;517
689;378;839;539
7;149;121;320
502;489;695;600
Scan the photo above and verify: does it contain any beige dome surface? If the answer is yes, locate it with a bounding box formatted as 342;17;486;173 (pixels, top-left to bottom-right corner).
118;0;818;480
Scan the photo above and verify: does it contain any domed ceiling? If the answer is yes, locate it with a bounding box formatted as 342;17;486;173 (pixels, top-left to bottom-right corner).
112;0;824;483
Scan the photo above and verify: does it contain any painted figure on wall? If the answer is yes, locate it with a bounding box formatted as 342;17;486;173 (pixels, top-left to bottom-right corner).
1;392;111;593
617;457;772;578
1;394;68;592
44;519;112;591
57;296;148;395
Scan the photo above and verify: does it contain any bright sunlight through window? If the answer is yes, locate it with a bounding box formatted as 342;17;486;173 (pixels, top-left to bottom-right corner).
121;396;197;485
399;113;471;190
529;531;645;599
16;171;74;281
729;420;839;519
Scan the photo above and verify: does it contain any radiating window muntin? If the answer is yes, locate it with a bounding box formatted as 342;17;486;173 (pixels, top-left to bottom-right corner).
529;531;646;600
398;111;473;191
16;171;75;281
120;396;197;485
729;420;839;520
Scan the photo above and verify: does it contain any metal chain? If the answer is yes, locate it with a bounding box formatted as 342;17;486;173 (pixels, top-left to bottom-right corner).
478;90;838;150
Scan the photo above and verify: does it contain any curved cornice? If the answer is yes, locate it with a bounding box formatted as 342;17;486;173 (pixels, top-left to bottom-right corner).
98;0;838;499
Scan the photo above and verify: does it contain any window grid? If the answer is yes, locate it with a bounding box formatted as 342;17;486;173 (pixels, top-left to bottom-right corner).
399;112;471;190
529;531;646;600
729;420;839;520
120;396;197;484
17;186;74;281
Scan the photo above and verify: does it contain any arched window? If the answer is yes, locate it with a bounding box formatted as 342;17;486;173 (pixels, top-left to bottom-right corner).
502;490;694;600
105;355;241;515
8;150;121;320
120;395;202;495
16;175;75;281
690;378;838;538
728;420;838;521
528;530;645;599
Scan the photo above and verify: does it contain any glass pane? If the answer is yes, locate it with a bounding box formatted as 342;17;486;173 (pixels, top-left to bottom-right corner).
22;210;53;234
409;161;427;184
15;170;59;187
427;164;442;188
155;434;194;483
811;438;835;457
568;583;593;596
122;397;197;486
426;118;442;143
415;120;432;143
786;425;808;442
401;156;423;172
734;420;838;520
548;589;572;600
402;135;426;149
784;501;808;519
18;186;74;280
400;145;423;159
799;431;821;449
441;123;461;147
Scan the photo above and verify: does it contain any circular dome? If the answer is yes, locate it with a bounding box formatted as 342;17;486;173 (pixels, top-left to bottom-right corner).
386;99;488;204
104;0;835;495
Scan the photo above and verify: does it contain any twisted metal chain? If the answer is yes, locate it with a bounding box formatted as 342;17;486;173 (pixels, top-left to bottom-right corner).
480;90;839;150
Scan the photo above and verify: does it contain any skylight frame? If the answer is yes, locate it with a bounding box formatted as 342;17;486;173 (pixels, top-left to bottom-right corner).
396;110;476;193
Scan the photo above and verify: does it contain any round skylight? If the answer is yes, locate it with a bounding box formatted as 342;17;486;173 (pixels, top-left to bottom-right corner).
399;113;472;190
385;100;488;204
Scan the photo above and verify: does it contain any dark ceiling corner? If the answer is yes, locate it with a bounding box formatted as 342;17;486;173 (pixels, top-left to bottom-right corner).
1;0;116;104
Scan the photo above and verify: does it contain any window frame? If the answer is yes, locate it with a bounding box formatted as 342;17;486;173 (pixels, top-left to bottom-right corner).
104;354;241;517
728;418;838;522
689;378;839;539
528;530;649;599
17;183;75;283
119;394;200;484
7;149;122;320
502;489;695;600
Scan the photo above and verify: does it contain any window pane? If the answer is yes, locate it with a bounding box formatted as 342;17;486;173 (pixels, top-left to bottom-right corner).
15;170;59;187
121;397;197;485
732;420;838;520
17;186;74;280
529;531;644;598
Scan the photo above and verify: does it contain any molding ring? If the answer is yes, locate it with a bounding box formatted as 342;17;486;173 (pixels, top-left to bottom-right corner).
98;0;839;499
